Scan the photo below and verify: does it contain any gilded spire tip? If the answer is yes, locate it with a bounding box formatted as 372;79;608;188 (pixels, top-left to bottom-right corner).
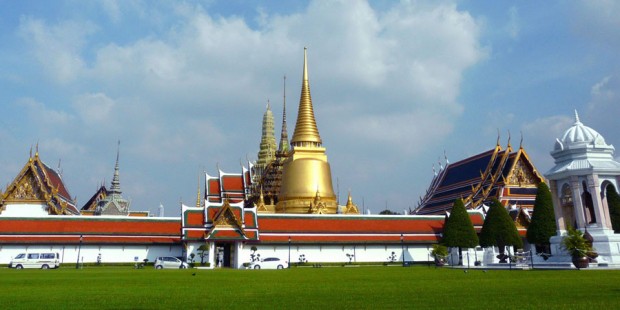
291;47;322;146
496;129;500;147
303;47;308;82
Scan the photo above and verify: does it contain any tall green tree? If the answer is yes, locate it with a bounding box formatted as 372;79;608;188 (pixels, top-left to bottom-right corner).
443;198;479;265
526;182;557;255
479;198;523;262
607;184;620;233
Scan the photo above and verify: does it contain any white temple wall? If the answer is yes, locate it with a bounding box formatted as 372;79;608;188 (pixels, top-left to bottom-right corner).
234;243;433;267
0;244;182;265
184;242;443;269
0;204;49;217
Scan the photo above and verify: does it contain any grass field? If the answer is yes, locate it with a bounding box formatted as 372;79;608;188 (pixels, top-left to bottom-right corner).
2;266;619;309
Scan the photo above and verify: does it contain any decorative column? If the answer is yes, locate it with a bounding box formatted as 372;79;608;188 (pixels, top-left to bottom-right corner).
549;180;566;232
570;176;587;229
600;184;612;229
587;175;606;230
208;242;216;269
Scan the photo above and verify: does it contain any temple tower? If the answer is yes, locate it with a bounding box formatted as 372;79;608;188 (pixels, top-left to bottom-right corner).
96;142;131;215
254;76;291;208
276;48;337;213
546;111;620;264
255;103;277;177
278;76;291;156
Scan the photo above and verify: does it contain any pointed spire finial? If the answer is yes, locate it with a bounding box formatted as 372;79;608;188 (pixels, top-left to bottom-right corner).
346;190;354;206
574;109;581;124
519;131;524;149
303;47;308;82
291;47;322;147
496;129;500;147
110;140;122;194
507;130;512;148
278;75;290;153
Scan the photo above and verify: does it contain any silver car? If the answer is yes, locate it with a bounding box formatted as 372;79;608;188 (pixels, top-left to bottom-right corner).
154;256;189;269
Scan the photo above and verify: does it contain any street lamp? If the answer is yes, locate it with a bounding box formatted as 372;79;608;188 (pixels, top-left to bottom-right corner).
401;234;405;267
76;234;83;269
288;236;291;269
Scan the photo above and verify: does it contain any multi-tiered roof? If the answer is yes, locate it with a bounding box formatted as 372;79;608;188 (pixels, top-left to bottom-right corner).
0;150;79;215
415;140;543;217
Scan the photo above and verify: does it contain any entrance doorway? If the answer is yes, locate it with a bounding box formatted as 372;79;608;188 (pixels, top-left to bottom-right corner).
214;243;234;268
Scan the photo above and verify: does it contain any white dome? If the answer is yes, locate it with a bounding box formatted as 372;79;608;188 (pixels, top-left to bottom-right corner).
555;111;606;150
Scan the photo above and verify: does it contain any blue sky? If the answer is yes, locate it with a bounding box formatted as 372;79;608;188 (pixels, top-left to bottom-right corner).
1;0;618;215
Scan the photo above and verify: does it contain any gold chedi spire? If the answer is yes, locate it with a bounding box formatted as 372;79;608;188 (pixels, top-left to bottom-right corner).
291;47;322;147
277;48;337;214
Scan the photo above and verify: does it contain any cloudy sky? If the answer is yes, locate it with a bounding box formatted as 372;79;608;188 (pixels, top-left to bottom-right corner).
1;1;619;216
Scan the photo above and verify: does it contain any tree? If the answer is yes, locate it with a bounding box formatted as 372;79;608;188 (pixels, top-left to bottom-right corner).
197;244;210;266
479;198;523;263
189;253;196;267
607;184;620;233
379;209;399;215
442;198;479;265
526;182;557;256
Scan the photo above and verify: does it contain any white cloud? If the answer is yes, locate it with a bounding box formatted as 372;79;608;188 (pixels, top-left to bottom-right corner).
18;16;96;83
588;75;619;111
12;0;486;214
573;1;620;47
72;93;116;123
506;6;519;39
521;114;574;173
585;75;620;152
101;0;122;24
17;97;73;125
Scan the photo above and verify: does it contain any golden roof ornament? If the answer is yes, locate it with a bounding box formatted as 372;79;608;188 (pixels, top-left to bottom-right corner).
291;47;322;147
256;187;268;212
344;191;360;214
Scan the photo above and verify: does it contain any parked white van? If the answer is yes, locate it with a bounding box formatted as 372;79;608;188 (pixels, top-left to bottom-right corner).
9;253;60;269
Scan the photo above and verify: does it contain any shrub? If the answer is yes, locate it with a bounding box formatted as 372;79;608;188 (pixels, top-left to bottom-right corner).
607;184;620;233
479;198;523;250
526;182;557;251
560;226;593;258
443;198;479;248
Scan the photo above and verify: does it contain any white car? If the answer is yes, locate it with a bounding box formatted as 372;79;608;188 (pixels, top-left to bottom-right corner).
154;256;189;269
9;252;60;269
249;257;288;269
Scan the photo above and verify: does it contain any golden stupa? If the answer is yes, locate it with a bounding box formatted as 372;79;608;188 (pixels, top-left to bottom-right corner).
276;48;338;213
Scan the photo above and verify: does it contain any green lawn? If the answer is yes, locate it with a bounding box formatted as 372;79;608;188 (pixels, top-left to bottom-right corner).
1;266;619;309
